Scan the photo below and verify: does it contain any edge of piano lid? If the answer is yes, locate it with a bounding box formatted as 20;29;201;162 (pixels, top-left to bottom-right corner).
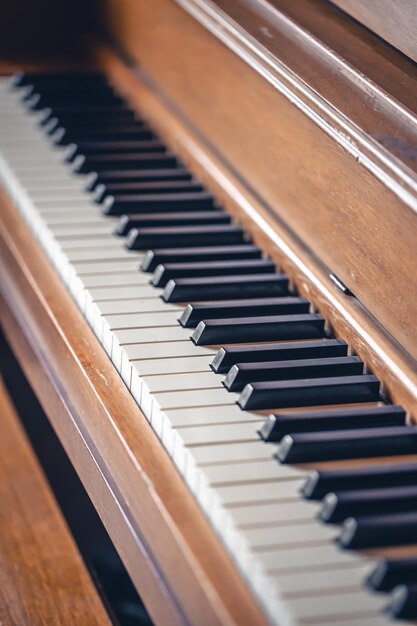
94;0;417;416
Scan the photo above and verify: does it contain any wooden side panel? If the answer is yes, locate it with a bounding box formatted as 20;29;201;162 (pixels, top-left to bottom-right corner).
0;379;111;626
330;0;417;63
100;0;417;363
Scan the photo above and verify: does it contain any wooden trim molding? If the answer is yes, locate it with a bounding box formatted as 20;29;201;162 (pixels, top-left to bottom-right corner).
175;0;417;210
0;186;268;626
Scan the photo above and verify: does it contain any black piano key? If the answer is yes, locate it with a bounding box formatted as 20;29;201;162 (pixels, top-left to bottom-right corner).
180;296;309;328
27;92;123;110
240;374;380;413
13;71;107;87
141;245;262;272
368;559;417;592
320;485;417;523
117;212;230;237
303;452;413;501
40;106;135;125
262;405;406;444
74;153;178;174
211;339;348;373
23;82;115;97
105;191;217;215
39;103;132;116
162;274;289;303
390;585;417;621
127;225;246;251
94;180;203;202
225;356;362;391
191;313;324;346
276;424;417;465
152;259;274;288
340;512;417;549
46;114;144;135
86;169;192;191
67;139;167;161
54;125;155;146
194;313;324;346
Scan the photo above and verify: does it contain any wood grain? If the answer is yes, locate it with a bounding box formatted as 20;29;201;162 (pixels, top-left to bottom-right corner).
0;185;269;626
99;0;417;365
0;377;111;626
330;0;417;63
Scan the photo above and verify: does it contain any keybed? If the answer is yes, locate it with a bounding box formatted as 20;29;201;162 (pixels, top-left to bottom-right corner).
1;74;416;626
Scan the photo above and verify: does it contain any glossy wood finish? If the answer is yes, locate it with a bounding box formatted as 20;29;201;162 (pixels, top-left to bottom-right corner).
330;0;417;63
0;186;269;626
100;0;417;367
96;45;417;421
0;377;111;626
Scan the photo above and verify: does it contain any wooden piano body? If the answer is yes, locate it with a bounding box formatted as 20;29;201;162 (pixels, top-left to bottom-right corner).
0;1;416;625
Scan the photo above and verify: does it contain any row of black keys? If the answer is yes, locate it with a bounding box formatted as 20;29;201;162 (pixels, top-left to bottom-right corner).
20;74;390;416
15;71;417;621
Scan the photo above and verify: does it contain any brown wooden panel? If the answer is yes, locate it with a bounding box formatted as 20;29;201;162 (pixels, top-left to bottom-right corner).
330;0;417;63
98;0;417;364
0;186;268;626
0;378;111;626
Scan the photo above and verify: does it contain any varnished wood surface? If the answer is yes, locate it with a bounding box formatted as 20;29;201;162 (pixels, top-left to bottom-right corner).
0;185;269;626
96;45;417;420
330;0;417;63
100;0;417;366
0;377;111;626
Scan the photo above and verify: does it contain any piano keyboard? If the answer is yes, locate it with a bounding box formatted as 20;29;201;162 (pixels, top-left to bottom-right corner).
1;71;417;626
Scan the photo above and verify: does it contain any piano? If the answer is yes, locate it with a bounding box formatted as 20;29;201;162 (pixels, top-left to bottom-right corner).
0;1;416;625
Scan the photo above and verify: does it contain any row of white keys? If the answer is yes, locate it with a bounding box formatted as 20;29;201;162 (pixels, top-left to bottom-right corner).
0;85;399;625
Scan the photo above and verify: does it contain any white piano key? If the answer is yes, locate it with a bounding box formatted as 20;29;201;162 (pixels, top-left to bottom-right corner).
59;237;123;251
166;403;257;427
106;311;181;329
274;563;373;596
73;260;143;274
286;589;386;622
203;459;303;485
244;521;338;549
156;387;237;410
124;341;213;360
191;440;274;465
29;191;95;203
89;284;160;300
90;284;157;301
259;542;363;573
178;420;259;445
230;500;320;527
81;273;151;288
217;479;304;506
64;248;137;263
114;325;190;345
145;370;224;393
21;179;89;192
52;223;116;238
98;298;181;315
36;211;103;223
137;355;213;376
